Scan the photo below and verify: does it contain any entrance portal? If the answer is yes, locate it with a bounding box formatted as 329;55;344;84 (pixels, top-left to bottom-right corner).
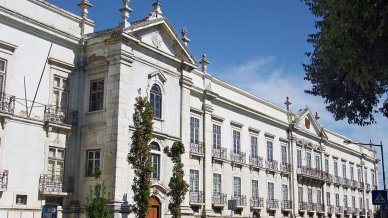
147;196;160;218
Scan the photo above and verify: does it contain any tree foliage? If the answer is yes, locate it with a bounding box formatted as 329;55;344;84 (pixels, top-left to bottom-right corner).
85;166;110;218
302;0;388;125
164;141;189;218
127;96;154;218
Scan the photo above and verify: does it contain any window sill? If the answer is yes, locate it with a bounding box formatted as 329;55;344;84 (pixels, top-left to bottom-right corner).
153;117;164;122
86;110;105;115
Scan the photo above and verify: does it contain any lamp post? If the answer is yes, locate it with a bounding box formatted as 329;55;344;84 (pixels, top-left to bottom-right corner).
344;140;385;190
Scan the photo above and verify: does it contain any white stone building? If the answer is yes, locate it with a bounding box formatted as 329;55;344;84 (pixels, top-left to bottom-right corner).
0;0;379;218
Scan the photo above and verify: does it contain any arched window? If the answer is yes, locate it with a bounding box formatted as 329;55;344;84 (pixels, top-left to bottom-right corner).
150;84;162;118
150;142;160;180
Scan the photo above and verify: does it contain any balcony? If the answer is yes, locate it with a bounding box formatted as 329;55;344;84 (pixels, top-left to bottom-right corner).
353;208;359;216
232;195;247;207
334;176;343;186
39;174;68;196
266;199;279;210
281;200;292;211
249;156;264;169
212;147;228;161
212;193;227;207
316;204;324;213
344;206;351;215
230;152;246;164
327;205;334;214
189;191;204;205
335;206;344;214
265;160;278;172
280;163;291;174
326;174;334;184
366;183;371;192
189;142;203;157
0;169;9;191
299;201;308;211
358;182;364;191
297;166;325;181
307;203;317;212
343;178;351;188
351;180;358;189
44;105;77;127
250;197;264;209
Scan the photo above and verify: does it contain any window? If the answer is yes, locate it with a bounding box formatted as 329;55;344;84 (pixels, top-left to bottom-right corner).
52;76;69;108
150;84;162;118
335;194;340;206
352;196;356;208
282;184;288;200
344;195;348;207
268;182;274;200
358;168;362;182
48;147;65;176
334;161;338;176
86;150;100;177
190;117;200;144
233;177;241;196
0;59;6;93
342;163;347;178
372;171;375;186
213;124;221;149
213;174;221;193
252;180;259;198
251;136;258;157
325;159;329;173
298;187;303;202
281;145;287;164
308;188;312;204
190;170;199;192
326;192;331;206
297;150;302;168
16;195;27;205
267;140;273;161
364;171;368;184
359;197;363;209
315;155;321;171
366;198;369;209
317;190;321;204
350;166;354;180
151;142;160;180
89;79;104;111
306;152;311;168
233;130;241;154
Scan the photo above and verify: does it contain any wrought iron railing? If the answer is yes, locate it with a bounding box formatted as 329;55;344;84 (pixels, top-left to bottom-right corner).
265;160;278;171
327;174;334;183
249;156;263;168
335;206;344;214
334;176;343;185
358;182;364;190
266;199;279;209
190;191;204;203
0;93;15;114
230;152;246;164
344;206;352;214
232;195;247;206
212;147;227;160
190;142;203;155
212;193;227;205
280;163;291;173
343;178;351;187
327;205;334;214
352;208;359;215
299;201;307;210
281;200;292;209
39;174;64;193
297;166;325;180
0;169;9;190
351;180;358;189
250;197;264;208
44;105;77;125
307;203;317;211
316;203;324;212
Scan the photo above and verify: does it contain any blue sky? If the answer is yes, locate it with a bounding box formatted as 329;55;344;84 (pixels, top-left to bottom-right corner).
49;0;387;186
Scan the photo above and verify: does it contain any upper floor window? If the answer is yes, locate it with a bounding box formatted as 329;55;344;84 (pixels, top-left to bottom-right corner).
0;59;6;93
315;155;320;171
267;140;273;161
357;168;362;182
150;84;162;118
334;161;338;177
344;195;348;207
252;180;259;198
307;188;312;204
282;184;288;200
281;145;288;164
325;159;329;173
251;136;258;157
317;190;321;204
233;177;241;196
326;192;331;206
86;149;100;177
335;194;340;206
268;182;274;200
52;76;69;108
151;142;161;180
342;163;347;178
89;79;104;111
298;187;303;202
190;169;199;192
297;150;302;168
233;130;241;154
213;173;221;193
352;196;356;208
364;171;368;184
350;166;354;180
48;147;65;176
213;124;221;149
372;171;375;186
306;152;312;168
359;197;363;209
190;117;200;144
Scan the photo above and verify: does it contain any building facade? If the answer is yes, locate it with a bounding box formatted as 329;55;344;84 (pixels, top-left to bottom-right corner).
0;1;379;218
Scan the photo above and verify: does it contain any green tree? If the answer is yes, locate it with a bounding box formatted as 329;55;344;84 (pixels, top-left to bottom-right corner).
164;141;189;218
302;0;388;126
85;166;110;218
127;96;154;218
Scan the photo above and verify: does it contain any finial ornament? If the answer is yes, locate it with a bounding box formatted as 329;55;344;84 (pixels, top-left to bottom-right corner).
284;96;292;111
181;28;190;46
119;0;133;28
147;0;163;20
77;0;92;19
199;54;210;73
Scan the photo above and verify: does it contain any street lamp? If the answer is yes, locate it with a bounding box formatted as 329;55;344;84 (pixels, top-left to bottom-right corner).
344;140;385;190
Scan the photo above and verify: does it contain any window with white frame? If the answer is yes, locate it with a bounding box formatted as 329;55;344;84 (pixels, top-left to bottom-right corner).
281;145;287;164
325;159;329;173
251;136;258;157
190;170;199;192
306;152;311;168
52;76;69;109
16;195;27;205
352;196;356;208
151;142;161;180
308;188;312;204
213;124;221;149
357;168;362;182
252;180;259;199
48;147;65;176
233;177;241;196
190;117;200;144
233;130;241;154
282;184;288;200
86;149;100;177
344;195;348;207
297;150;302;168
89;79;104;111
335;194;340;206
317;190;321;204
350;166;354;180
213;173;221;193
342;163;347;178
150;84;162;118
326;192;331;206
0;59;6;93
364;170;368;184
268;182;274;200
315;155;321;171
359;197;363;209
334;161;338;177
267;140;273;161
298;187;303;202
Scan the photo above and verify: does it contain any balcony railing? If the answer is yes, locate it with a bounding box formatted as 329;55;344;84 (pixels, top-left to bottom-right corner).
334;176;343;186
250;197;264;208
212;193;227;205
232;195;247;207
281;200;292;210
266;199;279;209
39;174;64;193
353;208;359;215
0;169;9;190
280;163;291;174
299;201;307;211
335;206;344;214
190;142;203;156
351;180;358;189
249;156;264;168
298;166;325;180
44;105;77;125
343;178;351;187
0;93;15;114
212;147;227;160
327;205;335;214
190;191;204;204
265;160;278;171
366;183;371;192
307;203;317;212
326;174;334;184
358;182;364;190
344;206;351;214
230;152;246;164
316;203;324;213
